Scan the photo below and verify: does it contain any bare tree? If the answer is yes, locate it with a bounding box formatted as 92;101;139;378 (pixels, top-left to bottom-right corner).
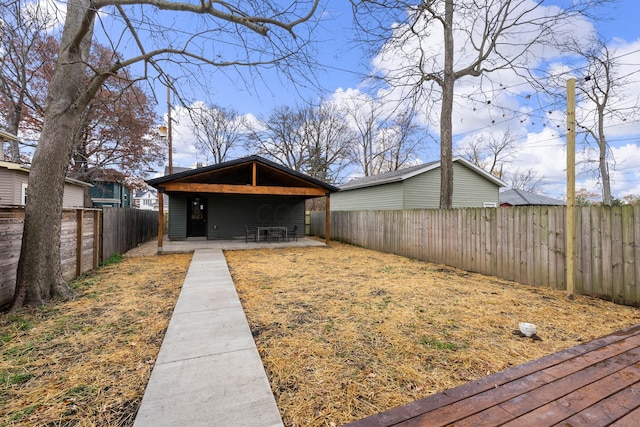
379;108;424;172
341;94;381;176
0;0;57;160
341;93;423;176
189;103;246;164
456;130;517;178
351;0;607;208
506;168;545;193
299;100;354;184
10;0;320;310
247;105;308;171
541;33;640;206
574;38;638;206
247;101;353;184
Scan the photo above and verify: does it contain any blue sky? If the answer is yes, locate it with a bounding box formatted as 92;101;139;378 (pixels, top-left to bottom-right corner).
124;1;640;200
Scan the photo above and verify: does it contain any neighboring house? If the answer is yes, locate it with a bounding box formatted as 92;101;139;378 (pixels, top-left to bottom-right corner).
0;160;90;207
89;177;133;208
134;187;159;210
499;189;566;207
332;157;506;211
147;155;338;240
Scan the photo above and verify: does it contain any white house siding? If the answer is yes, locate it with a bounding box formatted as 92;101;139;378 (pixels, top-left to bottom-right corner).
137;193;158;210
62;185;85;207
331;181;404;211
0;168;27;205
451;162;499;207
1;167;88;207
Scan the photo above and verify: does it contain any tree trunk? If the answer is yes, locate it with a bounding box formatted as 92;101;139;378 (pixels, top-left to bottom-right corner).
10;0;95;310
597;105;612;205
439;0;455;209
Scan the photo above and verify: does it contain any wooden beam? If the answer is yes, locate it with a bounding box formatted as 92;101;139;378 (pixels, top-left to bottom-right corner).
158;192;164;252
252;161;257;186
162;182;328;197
325;194;331;244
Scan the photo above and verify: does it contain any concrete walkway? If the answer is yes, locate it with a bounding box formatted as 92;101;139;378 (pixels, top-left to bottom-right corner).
133;248;285;426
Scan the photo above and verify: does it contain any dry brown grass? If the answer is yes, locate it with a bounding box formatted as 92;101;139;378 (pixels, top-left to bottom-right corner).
1;253;191;426
3;241;639;427
225;242;640;427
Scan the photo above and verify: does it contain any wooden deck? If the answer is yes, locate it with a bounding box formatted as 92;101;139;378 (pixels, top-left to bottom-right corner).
344;324;640;427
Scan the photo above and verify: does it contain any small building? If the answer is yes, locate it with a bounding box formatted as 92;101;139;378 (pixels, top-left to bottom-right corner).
331;157;506;211
0;160;90;207
89;177;133;208
146;155;338;241
499;189;565;207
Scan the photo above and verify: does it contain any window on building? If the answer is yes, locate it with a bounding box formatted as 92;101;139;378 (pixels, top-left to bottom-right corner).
21;183;28;205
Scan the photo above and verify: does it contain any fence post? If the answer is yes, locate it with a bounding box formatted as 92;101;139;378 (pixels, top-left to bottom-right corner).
76;209;83;277
93;210;100;268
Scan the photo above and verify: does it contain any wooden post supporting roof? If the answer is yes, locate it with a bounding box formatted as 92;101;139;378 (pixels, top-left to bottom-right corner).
325;194;330;244
157;190;164;252
252;161;257;185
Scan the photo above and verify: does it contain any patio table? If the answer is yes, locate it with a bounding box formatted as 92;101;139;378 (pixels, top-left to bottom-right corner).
256;226;287;242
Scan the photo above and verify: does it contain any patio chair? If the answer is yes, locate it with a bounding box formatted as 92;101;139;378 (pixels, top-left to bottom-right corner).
289;225;298;242
267;227;283;243
245;226;257;243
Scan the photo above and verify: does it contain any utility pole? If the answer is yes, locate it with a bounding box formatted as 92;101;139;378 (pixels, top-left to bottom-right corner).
167;83;173;175
566;78;576;299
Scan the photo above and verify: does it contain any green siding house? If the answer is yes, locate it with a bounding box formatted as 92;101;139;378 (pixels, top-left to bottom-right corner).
332;157;505;211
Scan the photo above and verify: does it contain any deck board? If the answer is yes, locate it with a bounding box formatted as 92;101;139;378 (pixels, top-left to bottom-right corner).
343;324;640;427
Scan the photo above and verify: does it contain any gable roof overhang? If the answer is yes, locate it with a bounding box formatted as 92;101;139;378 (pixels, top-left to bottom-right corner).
339;156;506;191
146;155;338;198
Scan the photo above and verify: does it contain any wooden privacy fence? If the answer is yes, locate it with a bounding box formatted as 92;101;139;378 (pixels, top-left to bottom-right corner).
101;207;158;261
311;205;640;306
0;206;157;307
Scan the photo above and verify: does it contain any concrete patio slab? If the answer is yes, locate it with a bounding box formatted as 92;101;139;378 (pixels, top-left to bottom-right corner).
157;236;326;253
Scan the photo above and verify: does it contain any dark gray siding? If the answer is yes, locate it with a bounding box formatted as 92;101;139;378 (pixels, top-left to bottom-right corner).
208;194;305;239
168;194;187;240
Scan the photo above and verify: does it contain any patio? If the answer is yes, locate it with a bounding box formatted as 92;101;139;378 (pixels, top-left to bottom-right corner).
155;236;326;253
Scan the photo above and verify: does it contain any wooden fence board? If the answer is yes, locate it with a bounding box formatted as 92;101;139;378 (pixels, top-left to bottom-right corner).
591;208;603;297
315;205;640;306
622;206;636;304
601;208;613;300
580;207;592;295
0;207;157;307
556;207;566;290
611;206;624;302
